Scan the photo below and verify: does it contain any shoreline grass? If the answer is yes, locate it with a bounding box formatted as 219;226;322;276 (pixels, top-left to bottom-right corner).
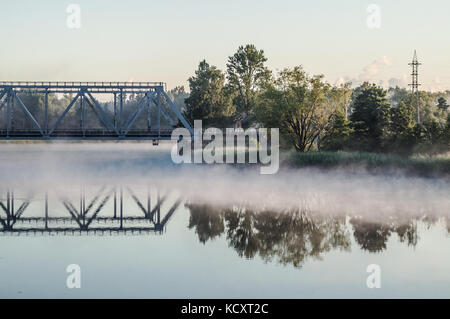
282;151;450;178
0;140;448;178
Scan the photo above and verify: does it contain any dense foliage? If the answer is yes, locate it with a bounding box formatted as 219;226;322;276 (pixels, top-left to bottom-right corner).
183;44;450;156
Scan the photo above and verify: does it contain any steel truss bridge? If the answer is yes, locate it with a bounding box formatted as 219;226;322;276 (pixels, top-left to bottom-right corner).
0;187;182;235
0;81;193;141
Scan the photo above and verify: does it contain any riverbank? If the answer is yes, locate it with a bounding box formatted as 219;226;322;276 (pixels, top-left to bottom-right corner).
0;141;449;178
281;151;450;178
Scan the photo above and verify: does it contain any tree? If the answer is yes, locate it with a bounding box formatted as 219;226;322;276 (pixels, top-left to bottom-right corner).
184;60;235;127
320;83;353;151
349;83;390;152
321;111;353;151
255;66;336;152
388;99;416;154
416;91;439;124
445;114;450;145
437;97;449;112
420;118;449;154
329;83;352;119
226;44;271;127
387;86;409;106
167;86;189;113
408;111;450;155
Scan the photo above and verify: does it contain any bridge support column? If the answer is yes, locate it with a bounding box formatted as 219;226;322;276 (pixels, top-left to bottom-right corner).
113;93;117;129
157;92;161;139
119;89;123;135
44;89;49;137
80;95;86;137
6;90;11;138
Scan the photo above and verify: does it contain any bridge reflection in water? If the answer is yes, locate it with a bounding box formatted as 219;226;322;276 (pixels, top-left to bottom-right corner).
1;185;449;269
0;186;182;235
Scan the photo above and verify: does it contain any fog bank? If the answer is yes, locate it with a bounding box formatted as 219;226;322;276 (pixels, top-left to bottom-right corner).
0;142;448;219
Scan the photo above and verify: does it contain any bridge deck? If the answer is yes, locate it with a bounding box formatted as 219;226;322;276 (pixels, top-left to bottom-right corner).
0;81;165;89
0;81;166;94
0;129;177;140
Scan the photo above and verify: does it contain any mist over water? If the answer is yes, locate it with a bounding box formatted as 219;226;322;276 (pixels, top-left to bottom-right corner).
0;142;448;220
0;142;450;298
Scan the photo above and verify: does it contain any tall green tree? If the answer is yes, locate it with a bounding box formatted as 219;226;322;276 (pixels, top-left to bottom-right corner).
226;44;271;127
321;111;353;151
256;66;336;152
437;96;449;112
329;83;352;119
349;83;390;151
411;112;449;152
445;114;450;144
320;83;353;151
184;60;235;127
388;99;416;154
416;91;439;124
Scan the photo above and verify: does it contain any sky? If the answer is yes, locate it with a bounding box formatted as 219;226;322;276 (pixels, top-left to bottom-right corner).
0;0;449;92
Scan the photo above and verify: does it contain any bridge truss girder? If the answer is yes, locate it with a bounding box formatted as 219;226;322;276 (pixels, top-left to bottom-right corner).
0;82;193;140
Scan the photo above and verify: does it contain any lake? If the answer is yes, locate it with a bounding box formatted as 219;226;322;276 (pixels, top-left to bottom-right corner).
0;142;449;298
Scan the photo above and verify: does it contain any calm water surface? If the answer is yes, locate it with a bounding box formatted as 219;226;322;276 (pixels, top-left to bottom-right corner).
0;143;449;298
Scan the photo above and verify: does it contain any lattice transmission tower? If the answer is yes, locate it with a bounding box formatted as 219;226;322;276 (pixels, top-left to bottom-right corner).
408;50;421;123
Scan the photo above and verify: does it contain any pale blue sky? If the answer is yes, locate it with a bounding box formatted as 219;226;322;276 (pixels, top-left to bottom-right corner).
0;0;449;91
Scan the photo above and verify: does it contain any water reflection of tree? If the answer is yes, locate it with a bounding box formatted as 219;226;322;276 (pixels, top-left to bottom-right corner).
350;219;391;253
187;203;425;267
187;204;224;244
350;217;418;253
187;204;351;268
395;222;418;247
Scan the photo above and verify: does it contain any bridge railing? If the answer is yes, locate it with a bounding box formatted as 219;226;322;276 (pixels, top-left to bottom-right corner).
0;81;166;89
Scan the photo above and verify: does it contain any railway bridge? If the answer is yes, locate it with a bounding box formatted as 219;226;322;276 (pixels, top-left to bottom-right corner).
0;81;193;141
